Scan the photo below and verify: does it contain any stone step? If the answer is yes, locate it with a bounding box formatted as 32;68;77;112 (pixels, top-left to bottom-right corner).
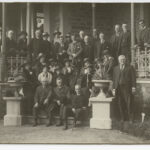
22;115;89;125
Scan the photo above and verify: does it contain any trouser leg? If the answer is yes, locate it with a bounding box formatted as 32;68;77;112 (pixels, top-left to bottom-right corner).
33;106;40;126
56;104;63;126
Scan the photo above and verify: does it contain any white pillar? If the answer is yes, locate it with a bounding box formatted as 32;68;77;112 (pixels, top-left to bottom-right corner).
26;3;32;45
92;3;96;30
131;3;135;66
43;4;52;41
90;97;113;129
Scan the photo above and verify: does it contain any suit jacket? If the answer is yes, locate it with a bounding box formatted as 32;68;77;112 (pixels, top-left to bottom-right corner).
138;27;150;47
72;94;86;109
110;33;122;59
53;85;71;105
94;40;109;59
28;38;43;57
82;42;94;62
112;64;136;89
34;85;53;104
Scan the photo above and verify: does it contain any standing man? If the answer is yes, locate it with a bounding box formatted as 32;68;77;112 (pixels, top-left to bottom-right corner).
6;30;17;57
120;24;131;63
28;29;43;60
33;77;54;127
78;30;85;46
53;77;71;130
42;32;52;60
94;32;110;59
83;35;94;62
17;31;28;57
67;34;83;68
112;55;136;122
138;19;150;48
110;24;122;63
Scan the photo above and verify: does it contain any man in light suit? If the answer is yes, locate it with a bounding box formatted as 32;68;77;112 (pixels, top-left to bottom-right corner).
112;55;136;122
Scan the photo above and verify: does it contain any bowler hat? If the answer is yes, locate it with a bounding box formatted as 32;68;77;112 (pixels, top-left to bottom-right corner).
53;30;61;35
42;32;49;37
19;31;27;36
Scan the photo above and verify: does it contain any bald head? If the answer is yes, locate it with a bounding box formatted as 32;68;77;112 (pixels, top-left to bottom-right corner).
115;24;120;33
75;84;81;95
122;24;128;32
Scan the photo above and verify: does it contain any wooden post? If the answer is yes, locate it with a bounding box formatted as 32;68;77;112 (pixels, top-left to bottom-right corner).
20;4;26;31
26;3;32;45
92;3;96;30
131;3;135;66
43;4;52;41
0;3;7;82
59;4;65;35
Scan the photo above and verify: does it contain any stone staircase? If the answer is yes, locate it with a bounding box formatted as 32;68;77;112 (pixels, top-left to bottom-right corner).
22;115;89;125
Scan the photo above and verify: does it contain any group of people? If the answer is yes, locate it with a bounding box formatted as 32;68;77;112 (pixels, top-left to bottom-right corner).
3;19;150;129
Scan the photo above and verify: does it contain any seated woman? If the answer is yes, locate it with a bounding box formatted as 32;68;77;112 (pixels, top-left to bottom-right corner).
38;66;53;85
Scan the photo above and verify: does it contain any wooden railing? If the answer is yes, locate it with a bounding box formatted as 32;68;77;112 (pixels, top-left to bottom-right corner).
6;55;27;78
132;45;150;78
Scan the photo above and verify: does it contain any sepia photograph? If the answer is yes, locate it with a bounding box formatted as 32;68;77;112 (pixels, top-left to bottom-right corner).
0;1;150;145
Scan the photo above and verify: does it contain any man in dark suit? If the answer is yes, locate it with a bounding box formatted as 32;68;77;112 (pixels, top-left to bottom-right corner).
33;77;54;127
120;24;131;63
138;19;150;48
53;77;71;130
41;32;52;60
110;25;122;63
82;35;94;62
28;29;43;59
72;84;87;127
94;32;109;59
6;30;17;57
112;55;136;122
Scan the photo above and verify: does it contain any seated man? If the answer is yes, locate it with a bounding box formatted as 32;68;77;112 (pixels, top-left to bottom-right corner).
33;77;54;127
53;77;71;130
72;84;87;127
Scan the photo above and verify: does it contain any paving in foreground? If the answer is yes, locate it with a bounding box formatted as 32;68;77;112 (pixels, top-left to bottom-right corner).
0;120;149;144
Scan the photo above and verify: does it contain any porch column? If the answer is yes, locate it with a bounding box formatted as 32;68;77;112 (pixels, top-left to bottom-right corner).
20;5;26;31
0;3;7;82
43;4;52;41
59;4;65;35
31;5;36;38
131;3;135;66
26;3;32;45
139;3;144;20
92;3;96;30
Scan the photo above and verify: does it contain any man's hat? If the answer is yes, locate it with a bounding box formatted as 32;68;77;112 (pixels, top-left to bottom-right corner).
21;60;32;67
64;58;71;63
53;30;61;35
19;31;27;36
65;33;71;38
84;58;90;63
55;65;61;71
84;64;92;69
37;53;46;60
42;32;49;37
103;49;110;55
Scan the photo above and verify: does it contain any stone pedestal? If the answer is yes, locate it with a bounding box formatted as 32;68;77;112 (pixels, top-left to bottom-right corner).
4;97;22;126
90;97;113;129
